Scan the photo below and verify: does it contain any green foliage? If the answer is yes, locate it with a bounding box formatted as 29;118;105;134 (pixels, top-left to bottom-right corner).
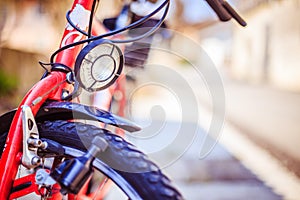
0;69;18;96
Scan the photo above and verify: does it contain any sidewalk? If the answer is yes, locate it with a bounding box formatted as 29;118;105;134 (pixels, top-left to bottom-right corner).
125;64;284;199
126;105;283;199
224;80;300;174
161;121;283;200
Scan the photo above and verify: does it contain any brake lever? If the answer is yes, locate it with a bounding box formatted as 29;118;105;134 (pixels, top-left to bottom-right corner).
206;0;247;27
222;1;247;27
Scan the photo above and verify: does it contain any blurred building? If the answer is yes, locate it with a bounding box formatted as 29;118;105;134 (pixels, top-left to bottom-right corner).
230;0;300;92
177;0;300;93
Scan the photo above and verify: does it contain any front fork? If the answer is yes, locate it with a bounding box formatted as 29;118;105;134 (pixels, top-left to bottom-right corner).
0;72;66;199
0;107;63;199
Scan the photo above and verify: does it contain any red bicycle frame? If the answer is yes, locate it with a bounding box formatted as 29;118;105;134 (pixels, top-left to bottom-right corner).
0;0;101;199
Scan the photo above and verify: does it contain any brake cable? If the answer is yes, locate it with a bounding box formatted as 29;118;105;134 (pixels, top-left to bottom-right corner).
50;0;170;64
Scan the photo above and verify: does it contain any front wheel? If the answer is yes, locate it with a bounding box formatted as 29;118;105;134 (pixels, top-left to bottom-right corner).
36;120;183;199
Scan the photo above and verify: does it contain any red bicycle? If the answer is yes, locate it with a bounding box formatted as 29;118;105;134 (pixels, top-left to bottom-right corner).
0;0;246;199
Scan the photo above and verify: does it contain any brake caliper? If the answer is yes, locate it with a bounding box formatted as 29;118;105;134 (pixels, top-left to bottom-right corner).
21;105;46;168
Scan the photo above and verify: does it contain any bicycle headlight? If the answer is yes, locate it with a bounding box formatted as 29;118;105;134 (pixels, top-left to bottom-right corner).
75;39;123;92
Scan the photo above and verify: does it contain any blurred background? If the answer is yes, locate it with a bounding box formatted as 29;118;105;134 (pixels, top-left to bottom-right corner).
1;0;300;199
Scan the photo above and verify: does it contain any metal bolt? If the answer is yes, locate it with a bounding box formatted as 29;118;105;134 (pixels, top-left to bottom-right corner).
31;156;41;165
27;138;42;147
36;173;44;182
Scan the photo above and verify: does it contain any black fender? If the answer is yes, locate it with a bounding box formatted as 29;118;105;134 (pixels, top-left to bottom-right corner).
0;101;141;134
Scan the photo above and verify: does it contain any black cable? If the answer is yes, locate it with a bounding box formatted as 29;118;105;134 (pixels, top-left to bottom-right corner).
66;10;89;36
65;0;100;37
39;61;51;71
50;37;90;64
111;1;170;43
39;61;73;79
39;61;52;79
50;0;170;64
87;0;99;39
96;0;169;39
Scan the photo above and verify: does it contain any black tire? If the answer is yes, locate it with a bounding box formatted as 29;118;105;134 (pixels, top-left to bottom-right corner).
3;120;183;199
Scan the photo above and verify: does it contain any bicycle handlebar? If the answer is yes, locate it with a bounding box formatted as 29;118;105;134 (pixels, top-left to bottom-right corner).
205;0;247;26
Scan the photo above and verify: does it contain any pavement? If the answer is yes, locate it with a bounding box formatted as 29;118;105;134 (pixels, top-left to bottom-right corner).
224;79;300;175
119;43;300;199
122;67;284;199
167;138;282;200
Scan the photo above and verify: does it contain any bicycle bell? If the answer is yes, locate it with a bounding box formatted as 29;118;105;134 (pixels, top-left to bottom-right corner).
75;39;123;92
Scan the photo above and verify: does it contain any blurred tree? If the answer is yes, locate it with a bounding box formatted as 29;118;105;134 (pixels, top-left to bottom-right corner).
0;69;17;96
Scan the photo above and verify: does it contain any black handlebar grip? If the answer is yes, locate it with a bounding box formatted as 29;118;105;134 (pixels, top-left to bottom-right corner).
206;0;232;21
